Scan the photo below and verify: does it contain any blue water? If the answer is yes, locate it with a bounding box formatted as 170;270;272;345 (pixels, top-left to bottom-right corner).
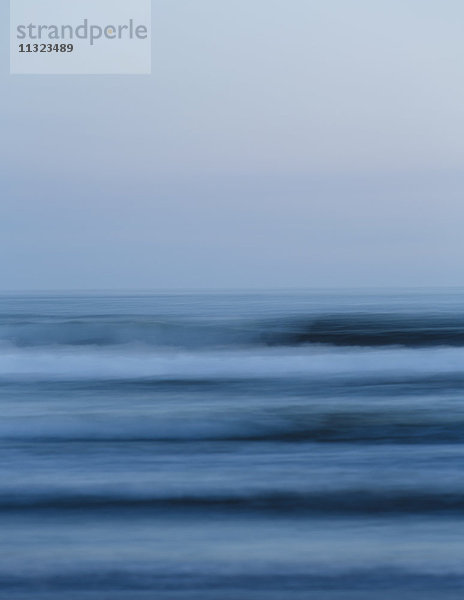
2;291;464;599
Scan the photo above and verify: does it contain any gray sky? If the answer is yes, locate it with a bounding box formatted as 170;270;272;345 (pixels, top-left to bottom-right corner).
2;0;464;290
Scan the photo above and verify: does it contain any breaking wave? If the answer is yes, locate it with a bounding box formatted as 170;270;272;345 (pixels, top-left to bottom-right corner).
3;313;464;349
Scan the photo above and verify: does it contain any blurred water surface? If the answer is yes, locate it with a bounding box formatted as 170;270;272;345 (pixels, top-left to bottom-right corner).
1;291;464;599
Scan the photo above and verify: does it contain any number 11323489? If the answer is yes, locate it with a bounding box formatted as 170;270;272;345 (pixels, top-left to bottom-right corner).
19;43;74;53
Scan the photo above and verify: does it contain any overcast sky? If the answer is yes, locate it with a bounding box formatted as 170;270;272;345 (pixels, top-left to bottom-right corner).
2;0;464;290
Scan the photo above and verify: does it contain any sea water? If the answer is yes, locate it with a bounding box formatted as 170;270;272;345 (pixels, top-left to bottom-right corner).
1;291;464;599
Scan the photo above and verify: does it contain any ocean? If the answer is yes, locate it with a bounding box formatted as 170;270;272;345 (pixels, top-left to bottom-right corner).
1;290;464;599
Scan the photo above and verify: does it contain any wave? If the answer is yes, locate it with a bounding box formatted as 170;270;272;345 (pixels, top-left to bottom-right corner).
3;488;464;514
3;313;464;349
2;409;464;443
0;344;463;382
0;317;241;349
2;568;463;594
265;314;464;348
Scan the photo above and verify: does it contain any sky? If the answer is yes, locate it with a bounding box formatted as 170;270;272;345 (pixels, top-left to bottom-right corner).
2;0;464;290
